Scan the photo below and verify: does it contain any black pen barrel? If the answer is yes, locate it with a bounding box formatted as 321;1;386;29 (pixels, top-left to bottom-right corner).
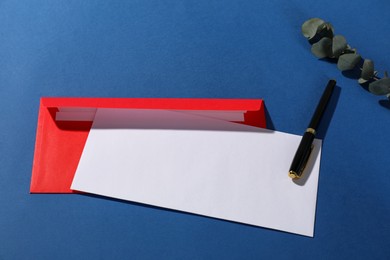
309;79;336;129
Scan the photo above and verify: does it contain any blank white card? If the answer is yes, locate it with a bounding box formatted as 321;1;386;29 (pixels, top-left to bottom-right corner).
71;109;322;237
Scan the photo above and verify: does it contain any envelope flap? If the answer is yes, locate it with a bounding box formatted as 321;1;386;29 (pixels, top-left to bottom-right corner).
41;97;263;111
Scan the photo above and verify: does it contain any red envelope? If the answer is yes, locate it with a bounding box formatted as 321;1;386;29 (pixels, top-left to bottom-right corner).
30;98;266;193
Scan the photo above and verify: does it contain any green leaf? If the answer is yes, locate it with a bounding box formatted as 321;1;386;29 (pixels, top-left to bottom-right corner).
369;78;390;95
311;37;332;58
311;22;334;43
337;53;361;71
302;18;325;39
358;59;374;84
332;35;347;58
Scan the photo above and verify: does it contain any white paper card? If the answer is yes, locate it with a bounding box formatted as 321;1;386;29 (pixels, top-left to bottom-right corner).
71;109;322;237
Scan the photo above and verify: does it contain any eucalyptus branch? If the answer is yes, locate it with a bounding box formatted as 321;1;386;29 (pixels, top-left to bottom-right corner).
302;18;390;99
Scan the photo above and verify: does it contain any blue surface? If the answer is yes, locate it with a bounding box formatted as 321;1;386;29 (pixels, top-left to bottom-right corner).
1;0;390;259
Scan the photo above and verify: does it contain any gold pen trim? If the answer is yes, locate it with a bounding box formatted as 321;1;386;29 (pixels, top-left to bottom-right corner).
306;128;316;135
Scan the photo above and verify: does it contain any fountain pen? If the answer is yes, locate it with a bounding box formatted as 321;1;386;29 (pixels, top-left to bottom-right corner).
288;79;336;179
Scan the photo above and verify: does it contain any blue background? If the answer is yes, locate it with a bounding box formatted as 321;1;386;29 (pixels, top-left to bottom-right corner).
1;0;390;259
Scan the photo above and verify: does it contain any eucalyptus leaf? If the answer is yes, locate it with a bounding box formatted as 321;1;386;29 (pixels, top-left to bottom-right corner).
337;53;361;71
311;37;332;58
368;78;390;95
342;45;357;54
360;59;374;81
332;35;347;58
309;22;334;44
302;18;325;39
309;23;333;44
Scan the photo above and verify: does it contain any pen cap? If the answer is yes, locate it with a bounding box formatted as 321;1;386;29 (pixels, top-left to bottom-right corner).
289;131;315;178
